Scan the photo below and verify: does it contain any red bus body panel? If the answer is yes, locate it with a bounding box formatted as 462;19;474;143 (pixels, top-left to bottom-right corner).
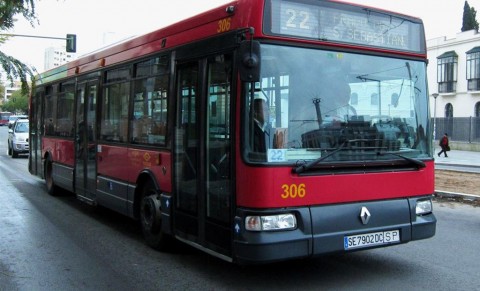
236;158;434;209
42;137;75;167
97;145;172;193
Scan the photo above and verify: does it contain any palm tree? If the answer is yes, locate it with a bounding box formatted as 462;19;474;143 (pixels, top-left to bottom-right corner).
0;0;37;93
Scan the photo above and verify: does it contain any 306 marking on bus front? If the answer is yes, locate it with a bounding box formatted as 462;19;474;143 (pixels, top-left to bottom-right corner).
217;17;231;33
281;183;306;199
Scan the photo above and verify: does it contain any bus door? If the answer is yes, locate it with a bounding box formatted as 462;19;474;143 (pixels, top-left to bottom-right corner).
29;89;44;176
174;54;233;257
75;80;99;203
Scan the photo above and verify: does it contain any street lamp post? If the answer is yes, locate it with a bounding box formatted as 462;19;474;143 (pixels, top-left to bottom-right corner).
432;93;439;141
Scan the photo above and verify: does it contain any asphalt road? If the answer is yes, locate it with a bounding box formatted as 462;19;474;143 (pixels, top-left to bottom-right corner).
1;127;479;290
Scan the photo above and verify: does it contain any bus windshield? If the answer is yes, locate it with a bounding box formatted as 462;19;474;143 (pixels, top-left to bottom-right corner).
244;44;431;164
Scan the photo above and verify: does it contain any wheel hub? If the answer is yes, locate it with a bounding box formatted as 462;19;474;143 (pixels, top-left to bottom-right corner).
141;195;162;233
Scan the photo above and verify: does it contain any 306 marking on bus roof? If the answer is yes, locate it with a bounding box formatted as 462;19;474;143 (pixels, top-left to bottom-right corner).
217;17;231;33
281;183;306;199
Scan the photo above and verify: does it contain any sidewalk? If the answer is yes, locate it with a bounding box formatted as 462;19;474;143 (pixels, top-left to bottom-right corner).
434;146;480;168
434;147;480;201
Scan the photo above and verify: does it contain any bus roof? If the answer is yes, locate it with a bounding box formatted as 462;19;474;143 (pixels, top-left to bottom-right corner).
36;0;425;85
36;0;241;84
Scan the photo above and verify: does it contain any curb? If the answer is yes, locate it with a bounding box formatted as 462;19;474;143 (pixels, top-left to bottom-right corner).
435;163;480;168
434;190;480;202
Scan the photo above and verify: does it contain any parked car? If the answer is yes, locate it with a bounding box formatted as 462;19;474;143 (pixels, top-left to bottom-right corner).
8;119;29;158
8;115;28;128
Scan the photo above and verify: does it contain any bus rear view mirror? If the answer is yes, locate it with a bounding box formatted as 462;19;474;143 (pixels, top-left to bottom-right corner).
238;40;261;82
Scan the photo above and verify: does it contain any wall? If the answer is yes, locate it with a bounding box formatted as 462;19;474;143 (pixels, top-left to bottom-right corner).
427;30;480;118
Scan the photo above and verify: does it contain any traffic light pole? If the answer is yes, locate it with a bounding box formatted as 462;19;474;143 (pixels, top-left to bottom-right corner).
0;33;66;40
0;33;76;52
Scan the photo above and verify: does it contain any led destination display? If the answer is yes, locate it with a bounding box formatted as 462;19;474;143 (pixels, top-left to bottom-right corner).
267;0;425;53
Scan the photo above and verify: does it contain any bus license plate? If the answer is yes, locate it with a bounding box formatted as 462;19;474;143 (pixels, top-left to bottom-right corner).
344;230;400;250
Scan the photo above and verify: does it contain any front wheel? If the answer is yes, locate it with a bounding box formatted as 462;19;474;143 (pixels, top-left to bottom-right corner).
140;180;173;250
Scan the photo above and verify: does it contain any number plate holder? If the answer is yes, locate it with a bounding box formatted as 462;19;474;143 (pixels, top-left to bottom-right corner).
344;230;400;250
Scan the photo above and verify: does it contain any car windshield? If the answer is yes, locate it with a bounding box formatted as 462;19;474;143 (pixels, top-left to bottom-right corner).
243;44;431;164
15;122;29;133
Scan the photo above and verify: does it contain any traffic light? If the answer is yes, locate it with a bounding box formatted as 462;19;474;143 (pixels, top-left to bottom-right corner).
66;34;77;53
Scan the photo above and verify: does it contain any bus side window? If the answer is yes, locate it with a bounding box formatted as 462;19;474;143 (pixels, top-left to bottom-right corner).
101;82;130;142
131;56;169;146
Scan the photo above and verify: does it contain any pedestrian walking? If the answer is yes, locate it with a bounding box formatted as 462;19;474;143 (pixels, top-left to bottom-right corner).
438;133;450;157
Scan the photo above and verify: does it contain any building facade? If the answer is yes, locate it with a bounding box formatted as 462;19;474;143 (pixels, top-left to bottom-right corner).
4;84;20;101
427;29;480;118
44;46;76;71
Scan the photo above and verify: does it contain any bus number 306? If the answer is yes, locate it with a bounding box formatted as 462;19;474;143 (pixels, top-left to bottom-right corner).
217;18;231;33
281;183;306;199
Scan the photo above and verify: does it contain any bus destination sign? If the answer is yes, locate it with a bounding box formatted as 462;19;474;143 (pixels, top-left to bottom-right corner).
268;0;424;53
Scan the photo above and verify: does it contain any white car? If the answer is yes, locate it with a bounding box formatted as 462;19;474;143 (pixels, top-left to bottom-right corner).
8;115;28;127
8;119;29;158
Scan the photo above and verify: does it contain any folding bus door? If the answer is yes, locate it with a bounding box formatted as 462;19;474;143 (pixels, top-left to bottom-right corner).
174;54;233;257
29;89;44;176
75;80;98;203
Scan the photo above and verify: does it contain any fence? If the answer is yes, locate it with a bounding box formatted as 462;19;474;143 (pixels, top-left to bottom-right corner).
433;117;480;142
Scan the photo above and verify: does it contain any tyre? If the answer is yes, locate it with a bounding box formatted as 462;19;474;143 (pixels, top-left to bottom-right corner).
7;142;12;156
44;158;58;196
139;179;173;250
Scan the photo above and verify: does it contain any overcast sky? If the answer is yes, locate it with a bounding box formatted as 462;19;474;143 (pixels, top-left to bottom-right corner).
2;0;479;72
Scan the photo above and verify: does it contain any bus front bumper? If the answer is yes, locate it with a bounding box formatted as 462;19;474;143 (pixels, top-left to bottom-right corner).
233;196;436;265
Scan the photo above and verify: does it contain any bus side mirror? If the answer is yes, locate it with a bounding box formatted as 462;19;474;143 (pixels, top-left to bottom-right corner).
238;40;261;82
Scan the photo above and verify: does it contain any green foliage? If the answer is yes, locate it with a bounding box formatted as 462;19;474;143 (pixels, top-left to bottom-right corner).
0;0;37;29
0;0;38;94
0;50;32;93
2;89;28;114
0;81;4;100
462;1;480;32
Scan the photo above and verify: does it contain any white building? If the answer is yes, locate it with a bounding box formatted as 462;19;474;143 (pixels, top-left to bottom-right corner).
44;46;76;71
427;29;480;118
3;83;20;103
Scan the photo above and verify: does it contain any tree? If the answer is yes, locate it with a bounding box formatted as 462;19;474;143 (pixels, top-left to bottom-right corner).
2;89;28;114
462;1;479;32
0;0;38;93
0;80;5;100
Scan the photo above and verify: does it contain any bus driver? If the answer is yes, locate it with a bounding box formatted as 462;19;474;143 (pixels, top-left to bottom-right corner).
321;80;356;122
253;92;272;152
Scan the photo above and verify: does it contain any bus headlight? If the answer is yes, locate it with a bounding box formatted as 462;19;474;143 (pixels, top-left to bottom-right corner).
416;199;432;215
245;213;297;231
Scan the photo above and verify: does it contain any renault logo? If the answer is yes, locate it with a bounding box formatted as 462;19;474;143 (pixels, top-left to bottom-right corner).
360;207;371;225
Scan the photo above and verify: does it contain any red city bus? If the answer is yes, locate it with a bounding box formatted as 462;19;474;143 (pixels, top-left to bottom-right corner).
0;112;13;126
29;0;436;264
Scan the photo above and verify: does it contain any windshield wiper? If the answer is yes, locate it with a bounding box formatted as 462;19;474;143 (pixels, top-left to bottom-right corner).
292;141;347;174
376;151;426;168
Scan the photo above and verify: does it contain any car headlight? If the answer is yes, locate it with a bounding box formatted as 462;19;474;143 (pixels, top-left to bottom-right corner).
416;199;432;215
245;213;297;231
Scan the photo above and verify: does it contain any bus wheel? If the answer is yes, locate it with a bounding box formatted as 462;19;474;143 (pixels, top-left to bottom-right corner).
140;180;172;250
45;158;58;196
